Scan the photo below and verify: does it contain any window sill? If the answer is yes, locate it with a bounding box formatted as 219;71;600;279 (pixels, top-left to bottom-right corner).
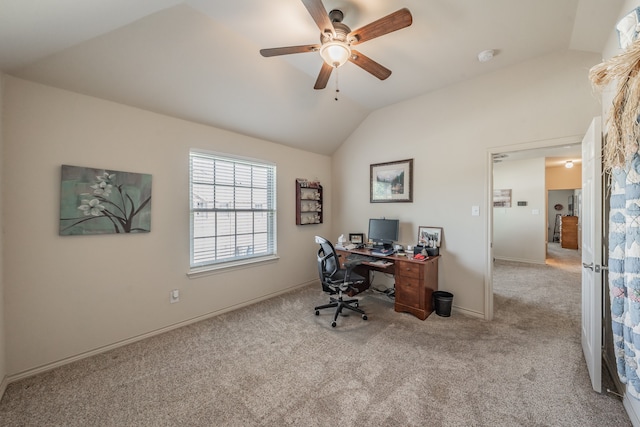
187;255;280;279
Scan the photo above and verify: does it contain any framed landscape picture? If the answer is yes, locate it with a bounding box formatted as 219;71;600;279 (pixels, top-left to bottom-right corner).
370;159;413;203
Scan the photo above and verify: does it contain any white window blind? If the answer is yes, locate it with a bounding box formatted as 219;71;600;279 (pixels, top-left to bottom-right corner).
190;150;276;268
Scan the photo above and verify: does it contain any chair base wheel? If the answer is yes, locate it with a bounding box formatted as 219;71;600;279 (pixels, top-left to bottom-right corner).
314;295;367;327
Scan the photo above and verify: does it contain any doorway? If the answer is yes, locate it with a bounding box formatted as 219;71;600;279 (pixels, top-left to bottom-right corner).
488;138;621;396
486;135;583;319
548;189;577;245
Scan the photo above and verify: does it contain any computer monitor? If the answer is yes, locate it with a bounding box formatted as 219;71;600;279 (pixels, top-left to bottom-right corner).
368;218;399;249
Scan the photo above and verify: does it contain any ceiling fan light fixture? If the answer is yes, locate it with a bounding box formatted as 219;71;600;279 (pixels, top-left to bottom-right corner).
320;41;351;68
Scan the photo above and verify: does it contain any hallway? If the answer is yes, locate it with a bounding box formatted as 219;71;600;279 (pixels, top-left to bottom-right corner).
546;241;581;267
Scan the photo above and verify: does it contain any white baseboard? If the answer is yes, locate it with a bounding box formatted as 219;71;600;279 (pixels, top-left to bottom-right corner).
451;305;484;319
6;281;315;384
494;256;545;265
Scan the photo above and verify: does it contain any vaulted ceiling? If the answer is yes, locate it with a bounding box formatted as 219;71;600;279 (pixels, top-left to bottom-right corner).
0;0;623;155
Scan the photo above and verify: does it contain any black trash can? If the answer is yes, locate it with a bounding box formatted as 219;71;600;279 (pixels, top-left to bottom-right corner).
433;291;453;317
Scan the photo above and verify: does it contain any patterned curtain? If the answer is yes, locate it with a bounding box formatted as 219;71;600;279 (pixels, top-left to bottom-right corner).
609;153;640;398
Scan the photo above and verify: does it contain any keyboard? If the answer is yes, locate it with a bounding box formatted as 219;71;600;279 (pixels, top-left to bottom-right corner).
346;254;377;263
371;248;395;256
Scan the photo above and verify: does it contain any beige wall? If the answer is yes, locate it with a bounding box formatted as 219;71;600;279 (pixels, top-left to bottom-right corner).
493;158;546;264
2;76;333;377
332;50;601;317
546;163;582;190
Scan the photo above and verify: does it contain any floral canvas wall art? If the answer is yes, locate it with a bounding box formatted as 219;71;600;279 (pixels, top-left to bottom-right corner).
59;165;152;235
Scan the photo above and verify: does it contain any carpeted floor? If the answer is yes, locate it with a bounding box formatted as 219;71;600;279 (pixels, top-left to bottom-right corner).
0;243;632;426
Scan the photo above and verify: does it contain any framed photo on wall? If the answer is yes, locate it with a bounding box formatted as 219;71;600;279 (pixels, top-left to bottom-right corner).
493;189;512;208
370;159;413;203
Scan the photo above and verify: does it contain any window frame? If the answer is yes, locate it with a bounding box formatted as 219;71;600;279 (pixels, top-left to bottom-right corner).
188;149;278;275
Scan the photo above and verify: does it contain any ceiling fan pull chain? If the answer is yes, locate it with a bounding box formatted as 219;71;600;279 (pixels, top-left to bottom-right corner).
335;66;340;101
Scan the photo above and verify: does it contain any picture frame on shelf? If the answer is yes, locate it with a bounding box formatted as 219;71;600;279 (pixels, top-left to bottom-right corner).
370;159;413;203
349;233;364;244
417;226;442;248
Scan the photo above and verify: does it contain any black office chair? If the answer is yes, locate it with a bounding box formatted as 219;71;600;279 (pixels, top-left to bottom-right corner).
314;236;368;327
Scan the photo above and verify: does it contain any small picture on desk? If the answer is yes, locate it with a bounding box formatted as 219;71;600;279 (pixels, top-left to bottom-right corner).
418;226;442;248
349;233;364;244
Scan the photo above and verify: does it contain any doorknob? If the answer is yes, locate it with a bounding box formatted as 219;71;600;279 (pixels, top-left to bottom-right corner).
583;262;594;270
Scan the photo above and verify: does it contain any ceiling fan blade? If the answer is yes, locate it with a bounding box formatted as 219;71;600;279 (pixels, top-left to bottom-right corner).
349;8;413;45
260;44;320;57
314;62;333;90
301;0;335;36
349;50;392;80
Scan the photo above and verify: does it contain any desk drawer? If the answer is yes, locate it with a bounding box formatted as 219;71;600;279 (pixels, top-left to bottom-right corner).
395;276;421;308
395;261;422;280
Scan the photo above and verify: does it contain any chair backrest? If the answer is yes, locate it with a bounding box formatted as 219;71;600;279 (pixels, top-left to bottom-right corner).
315;235;340;282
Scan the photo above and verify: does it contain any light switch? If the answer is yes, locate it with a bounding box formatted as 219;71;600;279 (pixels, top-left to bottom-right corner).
532;209;540;215
471;206;480;216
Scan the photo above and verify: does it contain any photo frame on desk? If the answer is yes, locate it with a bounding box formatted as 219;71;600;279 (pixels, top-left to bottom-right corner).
418;226;442;248
370;159;413;203
349;233;364;244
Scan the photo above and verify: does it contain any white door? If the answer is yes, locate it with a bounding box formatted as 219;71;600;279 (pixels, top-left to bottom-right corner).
581;116;603;393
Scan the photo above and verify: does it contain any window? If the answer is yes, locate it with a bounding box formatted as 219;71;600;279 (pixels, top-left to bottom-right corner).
189;150;276;269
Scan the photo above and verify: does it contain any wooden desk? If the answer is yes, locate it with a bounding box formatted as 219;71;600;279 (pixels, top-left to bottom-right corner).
336;248;440;320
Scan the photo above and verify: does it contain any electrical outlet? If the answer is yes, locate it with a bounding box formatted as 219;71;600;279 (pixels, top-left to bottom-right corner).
170;289;179;303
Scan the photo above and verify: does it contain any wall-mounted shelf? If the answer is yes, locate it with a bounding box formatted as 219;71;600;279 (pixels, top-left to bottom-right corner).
296;179;322;225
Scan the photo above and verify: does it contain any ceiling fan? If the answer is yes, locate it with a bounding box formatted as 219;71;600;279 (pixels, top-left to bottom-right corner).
259;0;413;90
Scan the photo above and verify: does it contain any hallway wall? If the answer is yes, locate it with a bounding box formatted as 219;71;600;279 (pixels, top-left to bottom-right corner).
548;190;574;243
493;158;546;264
